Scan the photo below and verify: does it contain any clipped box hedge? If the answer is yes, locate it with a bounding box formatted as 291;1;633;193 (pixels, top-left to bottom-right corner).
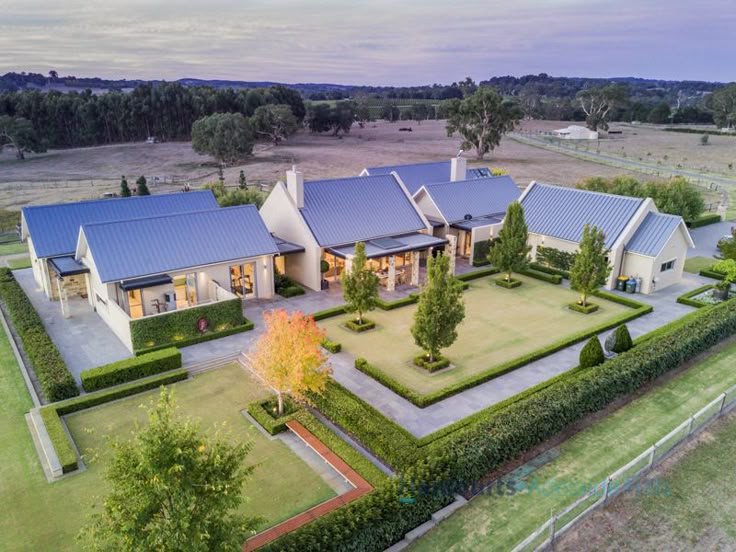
677;284;716;308
321;338;342;353
0;268;78;402
700;267;726;281
80;347;182;392
134;321;253;355
312;305;347;321
414;354;450;372
42;368;188;473
130;298;248;352
495;277;522;289
529;262;570;279
247;396;301;435
568;302;600;314
345;319;376;332
519;267;563;285
687;213;722;228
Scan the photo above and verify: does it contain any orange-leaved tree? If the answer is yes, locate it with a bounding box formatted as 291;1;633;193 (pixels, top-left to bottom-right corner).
247;309;331;416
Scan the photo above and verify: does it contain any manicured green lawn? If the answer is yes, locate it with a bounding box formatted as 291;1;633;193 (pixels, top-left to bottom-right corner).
684;255;716;274
320;275;629;395
0;241;28;256
0;347;335;550
7;256;31;269
409;339;736;551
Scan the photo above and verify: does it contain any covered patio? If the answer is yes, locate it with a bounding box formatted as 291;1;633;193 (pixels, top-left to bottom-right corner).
322;232;448;292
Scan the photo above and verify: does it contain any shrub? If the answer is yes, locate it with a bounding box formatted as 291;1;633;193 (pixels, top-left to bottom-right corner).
414;354;450;372
569;302;599;314
495;277;522;288
536;245;577;272
700;267;725;280
0;268;78;402
274;268;306;297
279;285;306;298
246;396;301;435
42;369;188;473
472;239;492;265
130;298;246;351
687;213;722;228
321;338;342;353
345;319;376;332
579;336;605;368
134;321;253;355
80;348;182;392
611;324;633;353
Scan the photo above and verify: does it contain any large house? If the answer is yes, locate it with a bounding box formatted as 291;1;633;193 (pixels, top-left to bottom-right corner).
362;157;491;195
519;182;694;293
260;168;447;292
413;175;521;260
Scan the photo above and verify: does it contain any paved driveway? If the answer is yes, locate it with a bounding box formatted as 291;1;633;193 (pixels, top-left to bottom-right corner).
13;269;132;382
688;221;734;258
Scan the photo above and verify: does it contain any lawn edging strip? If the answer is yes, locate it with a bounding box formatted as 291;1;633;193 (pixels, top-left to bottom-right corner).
40;368;188;474
354;293;652;408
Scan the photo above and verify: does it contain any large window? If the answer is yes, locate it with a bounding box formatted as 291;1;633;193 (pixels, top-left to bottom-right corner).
230;263;256;298
174;273;198;309
660;259;676;272
127;289;143;319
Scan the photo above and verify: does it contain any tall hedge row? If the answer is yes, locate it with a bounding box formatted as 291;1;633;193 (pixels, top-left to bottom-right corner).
0;268;78;401
263;299;736;551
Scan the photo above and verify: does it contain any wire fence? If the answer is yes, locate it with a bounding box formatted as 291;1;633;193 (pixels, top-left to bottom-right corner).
510;382;736;552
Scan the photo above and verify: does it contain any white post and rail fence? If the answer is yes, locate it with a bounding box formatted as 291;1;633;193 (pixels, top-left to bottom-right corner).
510;382;736;552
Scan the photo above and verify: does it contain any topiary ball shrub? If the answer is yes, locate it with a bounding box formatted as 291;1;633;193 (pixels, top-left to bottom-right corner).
580;335;605;368
611;324;633;353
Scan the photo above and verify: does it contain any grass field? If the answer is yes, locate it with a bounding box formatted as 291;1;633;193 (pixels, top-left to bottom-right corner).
319;276;629;395
0;241;28;256
684;255;716;273
7;256;32;269
409;338;736;551
556;410;736;551
0;350;334;550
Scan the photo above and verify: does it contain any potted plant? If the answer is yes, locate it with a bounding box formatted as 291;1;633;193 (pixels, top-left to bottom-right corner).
712;259;736;300
320;259;330;290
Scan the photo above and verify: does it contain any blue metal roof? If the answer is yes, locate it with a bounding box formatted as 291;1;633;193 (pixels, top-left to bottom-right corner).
49;256;89;277
422;176;521;224
300;174;427;247
23;191;218;259
326;232;448;259
451;215;504;231
81;206;278;282
520;184;644;248
365;161;491;195
625;212;684;257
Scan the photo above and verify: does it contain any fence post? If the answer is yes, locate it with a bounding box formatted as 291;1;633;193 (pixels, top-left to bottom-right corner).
548;515;557;544
719;392;728;414
687;415;695;435
603;476;611;503
648;445;657;467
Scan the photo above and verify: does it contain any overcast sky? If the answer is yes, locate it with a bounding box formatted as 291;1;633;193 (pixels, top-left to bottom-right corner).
1;0;733;85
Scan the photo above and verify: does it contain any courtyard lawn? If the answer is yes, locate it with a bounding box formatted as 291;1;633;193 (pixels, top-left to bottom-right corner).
684;255;716;274
7;256;32;269
320;275;630;396
0;348;335;550
408;338;736;552
0;241;28;256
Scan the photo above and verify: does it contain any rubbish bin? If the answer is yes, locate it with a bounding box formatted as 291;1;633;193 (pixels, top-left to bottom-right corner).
626;278;637;294
617;276;628;291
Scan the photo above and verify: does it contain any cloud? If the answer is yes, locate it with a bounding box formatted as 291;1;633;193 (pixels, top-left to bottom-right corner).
0;0;733;84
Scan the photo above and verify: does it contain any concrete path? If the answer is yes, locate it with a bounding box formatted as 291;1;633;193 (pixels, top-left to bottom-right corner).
688;221;734;258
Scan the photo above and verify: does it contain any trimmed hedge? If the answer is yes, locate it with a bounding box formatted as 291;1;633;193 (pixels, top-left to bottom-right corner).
519;268;563;285
312;305;347;321
266;295;736;552
278;285;306;298
677;284;716;308
345;319;376;332
42;368;188;473
80;348;182;392
700;267;726;281
611;324;633;354
569;302;600;314
579;336;604;368
495;277;522;289
247;396;301;435
456;267;500;281
529;262;570;279
130;297;246;351
354;293;651;408
687;213;722;228
321;338;342;353
414;354;451;372
134;321;253;355
0;268;78;402
376;294;419;310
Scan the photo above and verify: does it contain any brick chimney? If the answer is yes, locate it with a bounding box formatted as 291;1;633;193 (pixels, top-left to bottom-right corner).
450;156;467;182
286;165;304;209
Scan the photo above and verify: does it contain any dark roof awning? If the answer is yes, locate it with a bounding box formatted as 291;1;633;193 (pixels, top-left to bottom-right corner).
425;216;445;228
326;232;448;259
450;214;504;232
272;234;305;255
119;274;173;291
49;256;90;277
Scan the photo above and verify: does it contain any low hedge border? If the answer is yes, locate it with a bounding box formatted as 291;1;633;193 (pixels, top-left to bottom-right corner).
529;262;570;279
456;267;500;281
321;338;342;353
312;305;347;321
687;213;722;228
134;321;253;355
246;397;301;435
265;286;736;552
495;277;522;289
700;267;725;280
414;354;451;372
376;294;419;310
41;368;189;473
345;319;377;332
355;294;651;408
0;268;78;402
80;347;182;392
677;284;716;308
519;268;563;285
292;410;388;487
568;302;600;314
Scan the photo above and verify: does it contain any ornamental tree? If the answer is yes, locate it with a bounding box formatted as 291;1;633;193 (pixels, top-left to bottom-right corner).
411;253;465;362
120;175;131;197
247;309;331;416
489;201;530;282
570;224;612;306
79;389;257;551
136;175;150;196
341;242;379;325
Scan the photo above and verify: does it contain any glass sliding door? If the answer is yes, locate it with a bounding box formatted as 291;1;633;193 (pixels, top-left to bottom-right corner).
229;263;256;298
173;273;198;309
127;289;143;319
